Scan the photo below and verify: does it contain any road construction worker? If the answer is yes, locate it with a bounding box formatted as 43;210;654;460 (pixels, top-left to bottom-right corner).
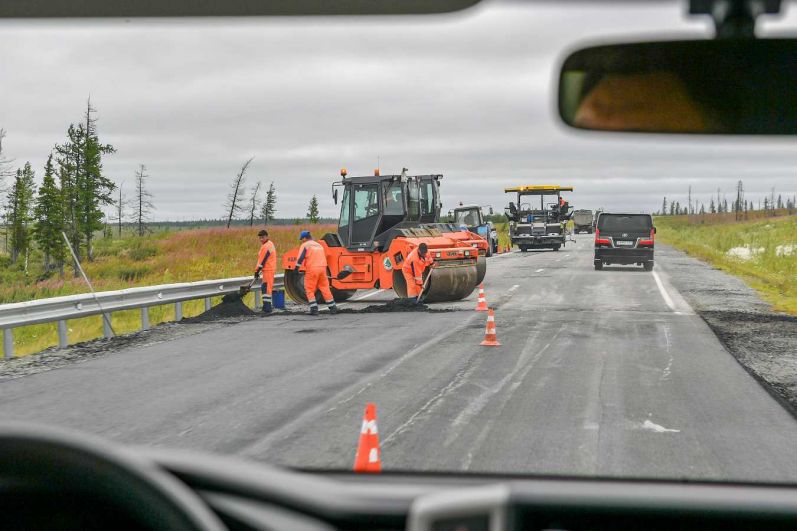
254;229;277;314
402;243;434;299
296;231;338;315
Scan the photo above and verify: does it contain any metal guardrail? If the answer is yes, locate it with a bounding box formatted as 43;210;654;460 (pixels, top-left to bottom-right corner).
0;274;284;359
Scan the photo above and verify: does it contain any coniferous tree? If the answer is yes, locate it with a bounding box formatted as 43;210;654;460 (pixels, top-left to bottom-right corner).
8;162;36;264
661;197;667;216
79;99;116;260
32;154;66;273
261;182;276;224
699;203;705;215
307;195;320;223
709;197;716;214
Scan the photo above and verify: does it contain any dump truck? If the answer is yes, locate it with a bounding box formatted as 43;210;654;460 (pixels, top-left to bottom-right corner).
572;209;594;233
282;169;483;303
504;185;573;251
449;204;499;256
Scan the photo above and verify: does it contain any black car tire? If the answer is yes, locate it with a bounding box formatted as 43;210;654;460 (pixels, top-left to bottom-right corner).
552;245;560;251
644;261;654;271
594;260;603;270
520;245;528;252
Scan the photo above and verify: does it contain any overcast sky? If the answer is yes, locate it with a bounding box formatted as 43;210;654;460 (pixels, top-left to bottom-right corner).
1;0;796;220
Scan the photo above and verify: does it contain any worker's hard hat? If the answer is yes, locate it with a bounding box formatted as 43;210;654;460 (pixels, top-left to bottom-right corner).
299;230;311;240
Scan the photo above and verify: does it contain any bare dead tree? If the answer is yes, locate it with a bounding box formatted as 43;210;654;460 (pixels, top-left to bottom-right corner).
224;157;252;228
134;164;154;236
248;180;261;227
110;181;128;238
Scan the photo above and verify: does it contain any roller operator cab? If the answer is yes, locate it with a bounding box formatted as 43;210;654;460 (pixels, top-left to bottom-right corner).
450;204;499;256
594;213;656;271
504;185;574;252
281;169;482;303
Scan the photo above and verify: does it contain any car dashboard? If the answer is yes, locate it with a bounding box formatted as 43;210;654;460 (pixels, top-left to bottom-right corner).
148;449;797;531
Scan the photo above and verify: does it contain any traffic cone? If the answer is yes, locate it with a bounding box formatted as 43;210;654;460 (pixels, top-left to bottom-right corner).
475;284;488;311
353;403;381;473
480;309;501;346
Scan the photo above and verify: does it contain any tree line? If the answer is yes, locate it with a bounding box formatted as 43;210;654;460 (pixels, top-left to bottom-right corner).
1;100;328;280
0;100;154;278
657;181;796;218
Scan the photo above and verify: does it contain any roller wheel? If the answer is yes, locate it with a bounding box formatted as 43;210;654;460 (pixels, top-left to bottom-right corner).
284;269;356;303
284;269;308;303
476;256;487;285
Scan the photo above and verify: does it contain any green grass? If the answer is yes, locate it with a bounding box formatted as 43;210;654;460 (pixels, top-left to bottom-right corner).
655;213;796;315
1;224;335;357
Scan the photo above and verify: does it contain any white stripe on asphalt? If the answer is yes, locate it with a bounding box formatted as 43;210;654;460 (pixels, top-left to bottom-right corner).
508;284;520;292
535;268;544;273
351;289;385;301
652;271;678;313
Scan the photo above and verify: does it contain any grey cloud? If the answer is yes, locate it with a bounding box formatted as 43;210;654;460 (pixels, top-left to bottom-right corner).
0;1;795;220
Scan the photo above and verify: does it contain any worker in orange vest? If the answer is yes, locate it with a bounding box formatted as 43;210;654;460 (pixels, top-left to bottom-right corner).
296;231;338;315
254;229;277;314
402;243;434;300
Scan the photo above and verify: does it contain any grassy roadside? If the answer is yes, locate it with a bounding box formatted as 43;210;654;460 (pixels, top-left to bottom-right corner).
655;213;796;315
1;224;335;357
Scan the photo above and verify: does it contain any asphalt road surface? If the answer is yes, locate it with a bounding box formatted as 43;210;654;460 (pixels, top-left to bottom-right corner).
2;237;797;482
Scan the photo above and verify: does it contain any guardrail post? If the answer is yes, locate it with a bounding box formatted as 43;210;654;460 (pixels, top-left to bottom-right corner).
57;320;69;348
204;297;211;312
175;301;183;321
254;289;262;310
102;313;113;338
3;328;13;359
141;307;150;330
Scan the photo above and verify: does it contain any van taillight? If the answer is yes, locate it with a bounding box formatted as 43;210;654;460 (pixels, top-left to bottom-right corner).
594;228;610;246
639;228;655;247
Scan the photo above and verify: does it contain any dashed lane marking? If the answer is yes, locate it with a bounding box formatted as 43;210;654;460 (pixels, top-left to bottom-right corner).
535;268;544;273
508;285;520;292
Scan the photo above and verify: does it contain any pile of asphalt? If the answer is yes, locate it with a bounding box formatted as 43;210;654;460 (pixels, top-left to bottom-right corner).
182;294;256;323
658;244;797;415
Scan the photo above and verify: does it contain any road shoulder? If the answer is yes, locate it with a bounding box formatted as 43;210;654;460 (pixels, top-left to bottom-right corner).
657;244;797;416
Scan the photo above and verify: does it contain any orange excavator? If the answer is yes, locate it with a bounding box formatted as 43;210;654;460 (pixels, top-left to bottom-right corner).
281;169;486;303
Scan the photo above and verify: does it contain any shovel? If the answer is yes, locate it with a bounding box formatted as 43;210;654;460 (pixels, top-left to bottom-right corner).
416;264;436;304
237;276;261;298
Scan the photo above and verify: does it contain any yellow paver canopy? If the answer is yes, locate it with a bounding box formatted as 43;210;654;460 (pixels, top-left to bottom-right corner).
504;185;574;193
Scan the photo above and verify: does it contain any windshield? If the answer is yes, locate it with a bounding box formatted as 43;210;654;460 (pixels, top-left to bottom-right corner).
454;209;480;226
1;0;796;486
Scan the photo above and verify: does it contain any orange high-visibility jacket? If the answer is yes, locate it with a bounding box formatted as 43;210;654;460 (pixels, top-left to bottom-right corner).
402;248;433;282
296;240;328;269
255;240;277;272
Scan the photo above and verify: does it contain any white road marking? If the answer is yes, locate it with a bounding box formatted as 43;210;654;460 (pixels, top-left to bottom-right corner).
641;419;680;433
351;289;385;301
508;284;520;292
652;271;678;313
535;268;544;273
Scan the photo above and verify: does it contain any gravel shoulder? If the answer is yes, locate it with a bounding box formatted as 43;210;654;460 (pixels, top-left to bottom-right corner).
658;244;797;415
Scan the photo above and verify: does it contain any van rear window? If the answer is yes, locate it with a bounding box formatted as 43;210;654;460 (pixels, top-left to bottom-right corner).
598;214;652;232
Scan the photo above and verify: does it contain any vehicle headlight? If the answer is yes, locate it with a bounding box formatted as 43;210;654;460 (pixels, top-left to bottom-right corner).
464;250;470;257
435;252;442;258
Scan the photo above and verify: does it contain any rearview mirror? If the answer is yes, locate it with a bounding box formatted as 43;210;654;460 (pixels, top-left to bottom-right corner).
559;39;797;134
333;188;338;205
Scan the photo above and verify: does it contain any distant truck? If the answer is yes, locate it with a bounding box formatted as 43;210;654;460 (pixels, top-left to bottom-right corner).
572;209;594;233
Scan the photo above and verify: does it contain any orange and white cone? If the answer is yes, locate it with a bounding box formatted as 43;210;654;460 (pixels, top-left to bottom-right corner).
475;284;488;312
353;403;381;473
480;309;501;346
